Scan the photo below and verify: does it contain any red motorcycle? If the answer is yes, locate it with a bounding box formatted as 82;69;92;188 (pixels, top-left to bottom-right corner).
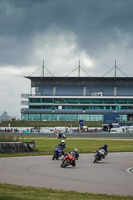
61;151;76;168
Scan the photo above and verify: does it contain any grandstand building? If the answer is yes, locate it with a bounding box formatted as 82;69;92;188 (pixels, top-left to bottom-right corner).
21;74;133;122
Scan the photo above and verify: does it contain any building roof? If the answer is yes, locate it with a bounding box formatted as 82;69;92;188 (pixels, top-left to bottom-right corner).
25;76;133;87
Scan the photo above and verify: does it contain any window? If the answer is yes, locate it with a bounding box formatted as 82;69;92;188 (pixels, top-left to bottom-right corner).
30;98;40;103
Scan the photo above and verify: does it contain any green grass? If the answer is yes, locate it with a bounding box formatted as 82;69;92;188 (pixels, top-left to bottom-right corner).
27;138;133;153
0;183;132;200
0;138;133;157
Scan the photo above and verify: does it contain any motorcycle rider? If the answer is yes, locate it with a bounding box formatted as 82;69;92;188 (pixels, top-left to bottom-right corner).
64;148;79;160
69;148;79;166
97;144;108;158
73;148;79;160
58;130;63;138
58;140;66;155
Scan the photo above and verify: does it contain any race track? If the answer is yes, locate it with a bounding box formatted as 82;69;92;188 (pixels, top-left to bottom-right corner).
0;152;133;196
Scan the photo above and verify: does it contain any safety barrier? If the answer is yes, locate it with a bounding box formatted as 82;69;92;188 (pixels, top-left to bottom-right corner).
0;142;36;153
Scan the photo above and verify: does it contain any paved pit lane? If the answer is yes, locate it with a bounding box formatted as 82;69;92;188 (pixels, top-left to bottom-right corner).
0;152;133;196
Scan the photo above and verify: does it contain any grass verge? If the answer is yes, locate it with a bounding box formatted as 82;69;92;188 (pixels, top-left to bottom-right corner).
0;138;133;157
0;183;132;200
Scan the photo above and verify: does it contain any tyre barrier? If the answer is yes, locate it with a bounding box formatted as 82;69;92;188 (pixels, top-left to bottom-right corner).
0;142;36;153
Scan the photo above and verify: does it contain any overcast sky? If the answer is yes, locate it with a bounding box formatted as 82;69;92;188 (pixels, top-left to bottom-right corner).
0;0;133;118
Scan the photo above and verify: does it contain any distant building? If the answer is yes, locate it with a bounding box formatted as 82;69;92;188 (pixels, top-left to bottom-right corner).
21;75;133;121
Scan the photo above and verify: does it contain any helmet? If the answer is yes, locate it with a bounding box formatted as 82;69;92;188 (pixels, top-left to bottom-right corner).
104;144;108;148
74;148;78;152
61;140;65;144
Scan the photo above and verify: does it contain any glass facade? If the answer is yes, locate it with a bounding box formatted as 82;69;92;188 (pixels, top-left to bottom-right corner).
22;96;133;121
21;112;128;122
21;76;133;121
29;97;133;107
22;113;103;121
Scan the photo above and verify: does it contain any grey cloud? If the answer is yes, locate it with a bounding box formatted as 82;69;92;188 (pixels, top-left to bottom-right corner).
0;0;133;66
1;0;133;36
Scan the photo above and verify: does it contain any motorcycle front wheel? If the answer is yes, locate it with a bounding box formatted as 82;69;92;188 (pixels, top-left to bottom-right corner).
93;155;98;163
52;154;59;160
61;160;69;168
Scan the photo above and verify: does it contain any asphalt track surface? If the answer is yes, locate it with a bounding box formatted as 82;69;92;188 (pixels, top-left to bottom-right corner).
0;152;133;196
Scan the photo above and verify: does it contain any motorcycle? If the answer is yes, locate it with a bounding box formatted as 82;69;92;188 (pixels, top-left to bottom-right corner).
52;146;64;160
61;151;76;168
93;149;105;163
57;132;66;139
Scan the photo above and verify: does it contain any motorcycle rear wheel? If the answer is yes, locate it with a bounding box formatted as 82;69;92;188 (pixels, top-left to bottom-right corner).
71;160;76;167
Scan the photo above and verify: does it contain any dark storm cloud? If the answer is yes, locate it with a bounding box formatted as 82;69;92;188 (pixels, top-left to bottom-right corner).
0;0;133;66
2;0;133;35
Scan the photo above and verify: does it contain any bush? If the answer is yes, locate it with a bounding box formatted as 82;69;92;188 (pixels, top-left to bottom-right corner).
0;133;20;142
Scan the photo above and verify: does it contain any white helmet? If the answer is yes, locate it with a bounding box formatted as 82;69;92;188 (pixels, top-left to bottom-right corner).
74;148;78;152
61;140;65;144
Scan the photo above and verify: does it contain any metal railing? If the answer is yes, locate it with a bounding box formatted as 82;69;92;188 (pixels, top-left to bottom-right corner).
21;93;29;98
21;100;28;105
